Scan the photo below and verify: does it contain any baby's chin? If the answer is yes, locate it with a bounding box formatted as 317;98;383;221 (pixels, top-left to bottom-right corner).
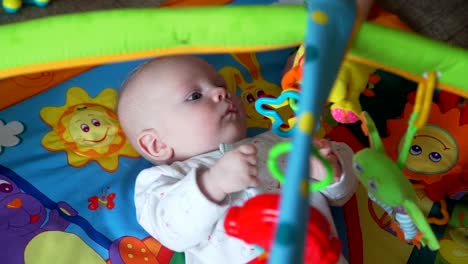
172;127;247;160
191;130;246;156
220;127;247;144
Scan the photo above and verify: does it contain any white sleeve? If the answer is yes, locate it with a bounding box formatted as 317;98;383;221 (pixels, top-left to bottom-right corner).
319;141;358;206
134;165;230;252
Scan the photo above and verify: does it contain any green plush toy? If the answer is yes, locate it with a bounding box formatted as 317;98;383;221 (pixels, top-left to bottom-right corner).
353;111;440;251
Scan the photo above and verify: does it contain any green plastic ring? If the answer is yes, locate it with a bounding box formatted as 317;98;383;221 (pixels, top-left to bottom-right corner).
267;141;333;192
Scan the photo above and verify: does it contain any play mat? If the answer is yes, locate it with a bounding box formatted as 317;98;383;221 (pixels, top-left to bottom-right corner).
1;0;468;263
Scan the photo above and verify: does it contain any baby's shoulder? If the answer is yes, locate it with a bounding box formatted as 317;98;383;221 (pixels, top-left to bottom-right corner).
134;163;187;191
136;164;171;179
136;153;219;180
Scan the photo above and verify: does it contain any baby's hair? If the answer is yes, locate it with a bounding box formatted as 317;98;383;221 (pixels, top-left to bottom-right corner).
116;59;158;162
117;59;154;113
116;55;211;164
120;59;154;89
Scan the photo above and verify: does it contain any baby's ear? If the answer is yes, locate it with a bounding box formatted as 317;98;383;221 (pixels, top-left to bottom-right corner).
137;129;173;163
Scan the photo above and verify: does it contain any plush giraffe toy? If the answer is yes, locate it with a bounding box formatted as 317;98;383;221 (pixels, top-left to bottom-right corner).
353;111;440;250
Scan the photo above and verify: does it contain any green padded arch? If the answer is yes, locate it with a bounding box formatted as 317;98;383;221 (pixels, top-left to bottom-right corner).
0;5;467;95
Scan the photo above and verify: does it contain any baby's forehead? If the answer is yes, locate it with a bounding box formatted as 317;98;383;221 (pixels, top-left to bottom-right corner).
128;74;185;107
130;56;220;95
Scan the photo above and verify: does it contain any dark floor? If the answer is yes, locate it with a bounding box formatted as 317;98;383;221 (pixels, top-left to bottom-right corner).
378;0;468;48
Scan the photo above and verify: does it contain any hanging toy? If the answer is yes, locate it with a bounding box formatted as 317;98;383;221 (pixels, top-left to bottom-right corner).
224;193;342;264
352;72;440;250
281;44;376;124
2;0;50;13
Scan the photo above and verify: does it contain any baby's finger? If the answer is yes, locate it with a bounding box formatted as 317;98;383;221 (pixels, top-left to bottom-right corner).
249;176;260;187
319;146;332;157
314;138;331;148
244;153;258;166
237;144;257;156
327;153;338;163
247;165;259;187
248;163;259;178
315;139;332;156
312;137;323;147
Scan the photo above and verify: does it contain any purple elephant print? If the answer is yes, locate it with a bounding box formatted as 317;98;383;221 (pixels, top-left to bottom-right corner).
0;174;78;264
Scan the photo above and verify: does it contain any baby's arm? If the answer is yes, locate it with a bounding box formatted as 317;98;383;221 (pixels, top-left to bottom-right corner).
314;141;358;206
198;144;259;203
135;145;259;252
135;165;229;252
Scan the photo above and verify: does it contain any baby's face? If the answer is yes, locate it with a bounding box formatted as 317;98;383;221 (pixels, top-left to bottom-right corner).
148;57;247;160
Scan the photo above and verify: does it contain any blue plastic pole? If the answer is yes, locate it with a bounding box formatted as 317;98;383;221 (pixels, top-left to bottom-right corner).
269;1;357;263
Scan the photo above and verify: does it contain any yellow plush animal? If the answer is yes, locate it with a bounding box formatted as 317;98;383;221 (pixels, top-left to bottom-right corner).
281;45;376;124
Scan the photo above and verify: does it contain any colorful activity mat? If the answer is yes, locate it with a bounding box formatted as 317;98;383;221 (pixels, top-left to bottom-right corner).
1;0;468;264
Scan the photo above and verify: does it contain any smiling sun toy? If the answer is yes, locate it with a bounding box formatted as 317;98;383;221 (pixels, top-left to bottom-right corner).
40;86;140;172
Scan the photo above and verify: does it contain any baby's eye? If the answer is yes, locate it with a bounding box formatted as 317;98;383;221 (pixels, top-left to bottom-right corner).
187;91;203;101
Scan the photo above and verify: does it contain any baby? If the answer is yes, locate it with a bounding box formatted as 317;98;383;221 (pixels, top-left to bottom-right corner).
117;55;358;264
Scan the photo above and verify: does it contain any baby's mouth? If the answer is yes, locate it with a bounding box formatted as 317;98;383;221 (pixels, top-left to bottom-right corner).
223;104;239;119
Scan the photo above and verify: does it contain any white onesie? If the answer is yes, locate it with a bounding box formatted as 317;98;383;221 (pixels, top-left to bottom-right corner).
134;131;358;264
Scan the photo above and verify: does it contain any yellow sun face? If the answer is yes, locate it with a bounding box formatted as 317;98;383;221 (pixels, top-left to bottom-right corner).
400;124;459;174
383;101;467;184
41;87;140;172
68;108;118;148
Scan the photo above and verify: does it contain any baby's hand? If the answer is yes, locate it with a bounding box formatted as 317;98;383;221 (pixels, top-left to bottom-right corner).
310;139;342;183
199;144;258;203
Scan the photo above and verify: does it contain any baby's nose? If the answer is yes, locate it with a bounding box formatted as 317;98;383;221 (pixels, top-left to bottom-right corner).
213;87;230;101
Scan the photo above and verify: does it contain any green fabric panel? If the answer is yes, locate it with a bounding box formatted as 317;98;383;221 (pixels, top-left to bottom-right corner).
349;22;468;92
169;252;185;264
0;5;306;70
